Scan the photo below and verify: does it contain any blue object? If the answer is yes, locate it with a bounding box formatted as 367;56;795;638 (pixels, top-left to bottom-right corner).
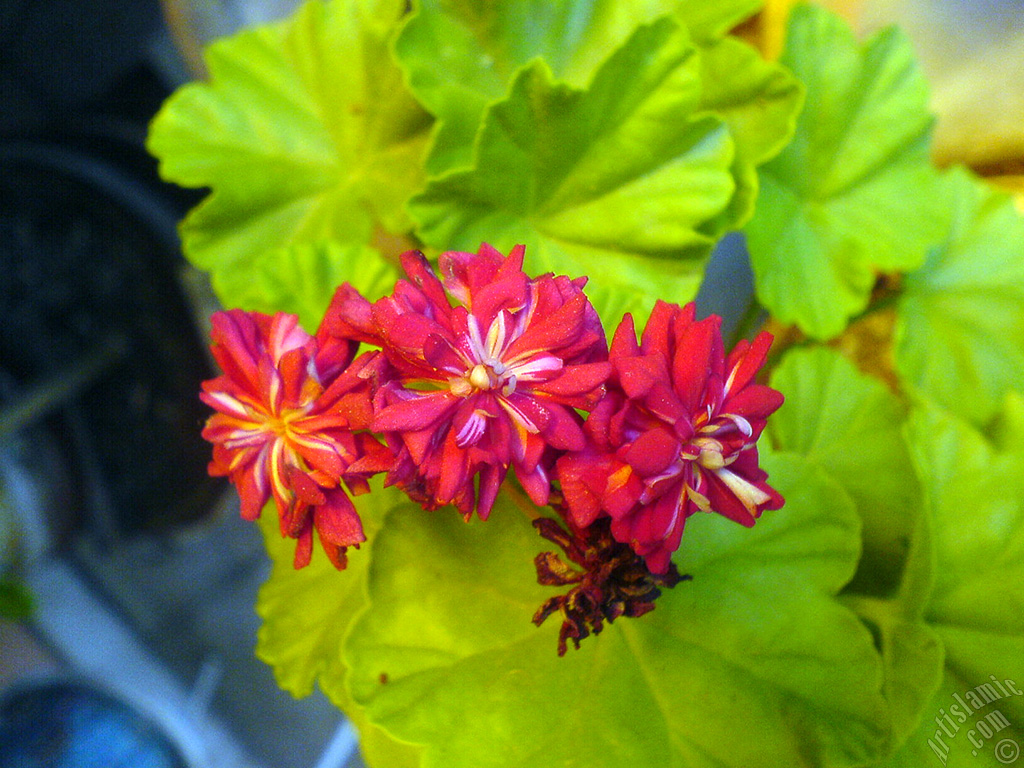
0;681;187;768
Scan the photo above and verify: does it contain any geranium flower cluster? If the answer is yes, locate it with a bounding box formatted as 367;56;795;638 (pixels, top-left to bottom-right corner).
201;244;784;641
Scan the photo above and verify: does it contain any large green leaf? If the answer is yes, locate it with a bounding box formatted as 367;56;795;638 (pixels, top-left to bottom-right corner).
988;392;1024;453
147;0;431;295
695;35;803;231
895;169;1024;427
697;35;801;167
876;403;1024;766
255;482;423;767
767;348;942;753
214;241;398;328
907;404;1024;643
396;0;765;175
256;481;399;701
745;4;946;340
408;19;736;325
346;704;424;768
841;487;943;757
767;347;921;590
397;0;669;175
878;672;1024;768
345;453;891;768
680;0;762;40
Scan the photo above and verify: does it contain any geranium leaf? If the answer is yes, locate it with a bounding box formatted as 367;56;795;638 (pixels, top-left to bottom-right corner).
396;0;670;175
697;34;802;166
255;481;400;702
877;403;1024;766
840;495;944;756
695;35;803;230
906;404;1024;639
680;0;762;41
254;481;423;767
344;453;891;768
408;18;736;326
767;347;922;590
766;348;943;753
744;4;947;339
877;672;1023;768
345;705;423;768
988;392;1024;453
396;0;765;175
895;169;1024;427
214;241;398;328
147;0;431;295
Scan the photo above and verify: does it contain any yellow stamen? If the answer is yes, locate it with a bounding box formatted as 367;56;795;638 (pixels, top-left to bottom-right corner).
469;364;492;390
692;437;725;470
450;377;473;397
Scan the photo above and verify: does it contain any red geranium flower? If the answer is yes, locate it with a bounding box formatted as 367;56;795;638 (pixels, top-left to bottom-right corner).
200;308;391;569
556;301;784;574
324;244;611;519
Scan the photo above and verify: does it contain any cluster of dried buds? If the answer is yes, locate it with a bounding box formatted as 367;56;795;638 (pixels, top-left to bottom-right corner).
201;244;784;651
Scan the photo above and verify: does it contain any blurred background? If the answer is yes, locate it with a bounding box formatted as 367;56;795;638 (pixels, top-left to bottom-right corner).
811;0;1024;177
0;1;364;766
0;1;1020;767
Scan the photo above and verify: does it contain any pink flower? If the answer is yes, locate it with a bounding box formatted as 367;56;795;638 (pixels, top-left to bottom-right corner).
556;301;784;574
324;244;611;519
200;308;391;569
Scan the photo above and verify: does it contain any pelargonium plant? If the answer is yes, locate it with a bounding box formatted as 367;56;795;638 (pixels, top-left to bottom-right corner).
149;0;1024;766
202;242;786;657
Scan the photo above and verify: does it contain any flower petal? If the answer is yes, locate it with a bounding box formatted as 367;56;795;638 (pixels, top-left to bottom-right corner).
538;402;586;452
374;391;456;432
556;450;611;528
724;330;774;396
320;282;379;346
671;312;723;415
504;291;587;361
315;489;367;547
535;361;611;400
624;427;680;477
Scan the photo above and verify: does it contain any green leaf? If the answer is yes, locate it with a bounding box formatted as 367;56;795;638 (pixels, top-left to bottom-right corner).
346;705;424;768
147;0;431;294
697;35;802;168
256;484;389;701
895;169;1024;427
397;0;665;175
245;489;430;768
906;404;1024;640
877;673;1024;768
255;516;361;699
255;480;424;765
408;18;736;326
345;453;891;768
987;392;1024;453
877;403;1024;766
745;4;946;339
841;498;943;756
397;0;765;175
767;347;922;591
766;349;943;752
214;241;398;328
695;34;803;238
679;0;762;41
